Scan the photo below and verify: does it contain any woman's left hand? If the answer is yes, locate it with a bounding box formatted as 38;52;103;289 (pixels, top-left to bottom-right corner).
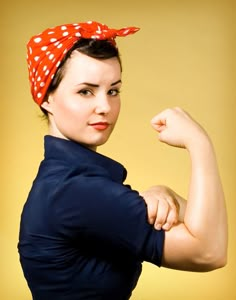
140;185;180;231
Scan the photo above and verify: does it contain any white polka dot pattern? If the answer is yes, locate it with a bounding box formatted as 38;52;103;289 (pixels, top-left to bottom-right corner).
27;21;140;105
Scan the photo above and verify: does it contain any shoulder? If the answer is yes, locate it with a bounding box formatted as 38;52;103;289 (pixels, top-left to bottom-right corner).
59;169;139;205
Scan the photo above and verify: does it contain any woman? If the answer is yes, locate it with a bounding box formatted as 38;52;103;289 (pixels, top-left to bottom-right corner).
18;21;227;300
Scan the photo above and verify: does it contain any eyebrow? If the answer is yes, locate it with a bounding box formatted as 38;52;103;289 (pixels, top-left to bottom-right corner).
78;79;122;87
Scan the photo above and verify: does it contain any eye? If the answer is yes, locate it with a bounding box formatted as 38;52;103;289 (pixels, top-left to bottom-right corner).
108;89;121;96
78;89;93;96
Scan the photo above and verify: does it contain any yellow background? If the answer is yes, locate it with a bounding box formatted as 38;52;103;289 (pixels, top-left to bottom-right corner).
1;0;235;299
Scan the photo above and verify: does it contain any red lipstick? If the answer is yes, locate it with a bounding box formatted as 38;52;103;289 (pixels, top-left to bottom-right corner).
90;122;109;130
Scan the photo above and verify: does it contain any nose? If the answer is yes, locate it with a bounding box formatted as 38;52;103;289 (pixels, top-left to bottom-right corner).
94;94;111;115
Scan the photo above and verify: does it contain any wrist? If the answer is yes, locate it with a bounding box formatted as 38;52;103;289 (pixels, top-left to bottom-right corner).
186;130;212;155
187;135;216;171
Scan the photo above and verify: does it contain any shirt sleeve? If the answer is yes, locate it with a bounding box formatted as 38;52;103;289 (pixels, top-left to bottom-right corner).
53;173;165;267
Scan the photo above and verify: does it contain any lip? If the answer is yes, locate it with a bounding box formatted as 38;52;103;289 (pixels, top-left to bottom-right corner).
89;122;110;130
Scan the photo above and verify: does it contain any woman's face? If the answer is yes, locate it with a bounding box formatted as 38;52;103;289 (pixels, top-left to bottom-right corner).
41;51;121;151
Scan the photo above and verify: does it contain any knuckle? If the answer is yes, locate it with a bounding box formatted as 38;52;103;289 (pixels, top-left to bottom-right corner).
148;217;155;224
155;215;166;225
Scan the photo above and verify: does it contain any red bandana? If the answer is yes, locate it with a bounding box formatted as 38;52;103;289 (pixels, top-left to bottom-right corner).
27;21;140;105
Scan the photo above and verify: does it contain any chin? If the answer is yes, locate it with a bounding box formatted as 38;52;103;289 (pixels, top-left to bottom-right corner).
94;139;109;147
81;137;110;151
94;133;112;146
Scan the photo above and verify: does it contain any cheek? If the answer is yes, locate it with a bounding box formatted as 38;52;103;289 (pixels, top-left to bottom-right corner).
114;101;121;118
54;97;81;119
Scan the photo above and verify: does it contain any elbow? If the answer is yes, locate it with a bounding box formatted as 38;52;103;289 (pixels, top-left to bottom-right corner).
194;247;228;272
205;254;227;271
191;229;228;272
211;251;228;270
218;255;228;269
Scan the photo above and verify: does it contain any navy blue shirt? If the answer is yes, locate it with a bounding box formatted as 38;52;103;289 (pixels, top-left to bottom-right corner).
18;136;164;300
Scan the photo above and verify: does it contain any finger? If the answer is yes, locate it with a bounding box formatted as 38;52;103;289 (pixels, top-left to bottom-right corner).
151;114;167;132
154;200;169;230
151;109;170;125
158;195;179;230
145;200;158;225
174;106;183;113
166;196;180;217
140;191;159;225
162;208;178;231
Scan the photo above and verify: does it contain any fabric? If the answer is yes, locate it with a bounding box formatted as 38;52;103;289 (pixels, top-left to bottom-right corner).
18;136;164;300
27;21;140;105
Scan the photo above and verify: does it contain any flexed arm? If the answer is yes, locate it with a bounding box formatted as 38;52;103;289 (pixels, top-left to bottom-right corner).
151;107;228;272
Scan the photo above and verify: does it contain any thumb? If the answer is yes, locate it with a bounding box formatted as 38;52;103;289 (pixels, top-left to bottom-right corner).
151;115;167;133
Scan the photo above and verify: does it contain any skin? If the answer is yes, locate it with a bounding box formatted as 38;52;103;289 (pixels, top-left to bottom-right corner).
140;185;187;230
41;51;121;151
42;51;228;272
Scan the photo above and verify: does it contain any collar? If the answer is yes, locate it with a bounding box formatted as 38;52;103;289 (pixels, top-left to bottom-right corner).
44;135;127;183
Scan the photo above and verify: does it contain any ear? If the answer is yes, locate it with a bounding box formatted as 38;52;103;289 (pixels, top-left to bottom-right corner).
40;95;54;114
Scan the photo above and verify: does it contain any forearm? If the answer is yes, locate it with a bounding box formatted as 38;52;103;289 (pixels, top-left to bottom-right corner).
184;136;228;264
